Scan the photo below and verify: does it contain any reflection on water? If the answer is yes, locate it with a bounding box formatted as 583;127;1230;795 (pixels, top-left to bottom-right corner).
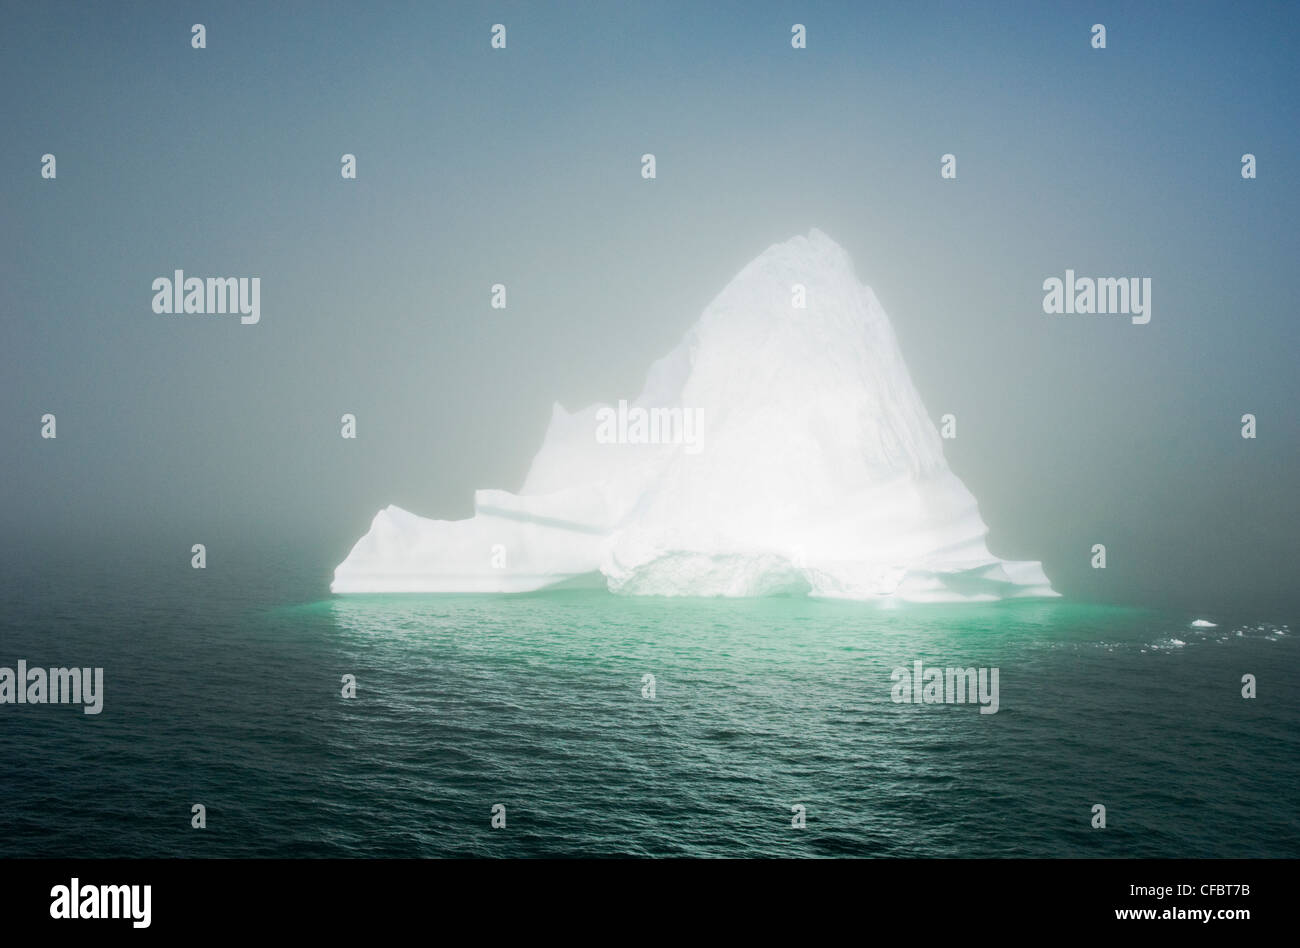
2;571;1296;857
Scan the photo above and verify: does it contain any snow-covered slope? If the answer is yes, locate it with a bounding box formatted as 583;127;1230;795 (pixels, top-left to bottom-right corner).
332;230;1055;601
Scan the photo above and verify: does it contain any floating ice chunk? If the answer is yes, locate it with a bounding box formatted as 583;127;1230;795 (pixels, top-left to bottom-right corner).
333;230;1058;601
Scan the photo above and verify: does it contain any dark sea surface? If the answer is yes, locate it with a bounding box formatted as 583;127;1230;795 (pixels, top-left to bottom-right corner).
1;546;1296;858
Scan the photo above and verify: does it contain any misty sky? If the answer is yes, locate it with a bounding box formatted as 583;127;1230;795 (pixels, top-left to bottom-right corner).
2;0;1297;612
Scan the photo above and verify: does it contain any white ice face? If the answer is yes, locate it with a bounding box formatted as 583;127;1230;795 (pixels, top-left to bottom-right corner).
332;229;1056;602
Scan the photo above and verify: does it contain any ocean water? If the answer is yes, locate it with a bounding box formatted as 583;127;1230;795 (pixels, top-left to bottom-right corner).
1;547;1296;858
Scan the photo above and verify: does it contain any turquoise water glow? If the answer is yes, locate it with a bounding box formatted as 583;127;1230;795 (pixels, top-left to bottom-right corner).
2;554;1295;857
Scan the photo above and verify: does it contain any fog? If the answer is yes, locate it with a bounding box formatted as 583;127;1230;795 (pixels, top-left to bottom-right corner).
3;0;1296;612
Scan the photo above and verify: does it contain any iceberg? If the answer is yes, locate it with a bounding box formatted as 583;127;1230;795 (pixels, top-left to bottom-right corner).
332;229;1056;601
